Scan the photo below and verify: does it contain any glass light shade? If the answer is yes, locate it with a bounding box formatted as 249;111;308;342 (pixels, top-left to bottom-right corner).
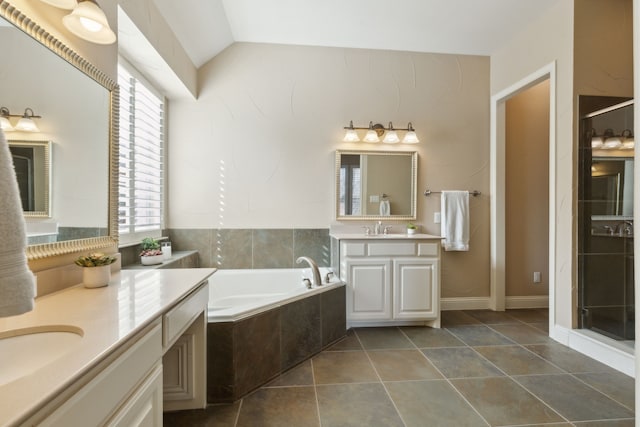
591;137;604;149
343;129;360;142
38;0;77;9
0;117;14;132
63;1;116;45
15;117;39;132
622;140;635;149
363;130;380;143
603;137;622;149
383;130;400;143
402;131;419;144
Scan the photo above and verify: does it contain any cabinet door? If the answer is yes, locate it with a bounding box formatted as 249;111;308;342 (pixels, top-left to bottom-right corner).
393;258;439;320
346;258;392;321
107;365;163;427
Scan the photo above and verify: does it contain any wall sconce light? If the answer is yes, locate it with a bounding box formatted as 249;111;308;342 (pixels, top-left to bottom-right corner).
0;107;41;132
62;0;116;45
342;121;420;144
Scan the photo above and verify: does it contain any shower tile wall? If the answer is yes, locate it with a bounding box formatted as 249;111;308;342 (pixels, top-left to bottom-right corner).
167;228;331;269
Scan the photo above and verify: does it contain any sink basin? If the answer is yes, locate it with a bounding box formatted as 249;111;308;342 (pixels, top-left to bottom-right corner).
0;325;83;385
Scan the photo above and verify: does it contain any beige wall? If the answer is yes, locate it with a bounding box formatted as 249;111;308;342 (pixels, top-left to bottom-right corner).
491;0;574;327
505;80;550;297
168;42;491;298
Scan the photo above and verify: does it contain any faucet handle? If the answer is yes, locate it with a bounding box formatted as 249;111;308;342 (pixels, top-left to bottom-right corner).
383;225;392;235
325;271;335;284
362;226;371;236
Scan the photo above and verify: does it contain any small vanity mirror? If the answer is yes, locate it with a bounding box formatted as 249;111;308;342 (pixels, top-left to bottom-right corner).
335;150;417;221
591;157;634;217
9;140;51;217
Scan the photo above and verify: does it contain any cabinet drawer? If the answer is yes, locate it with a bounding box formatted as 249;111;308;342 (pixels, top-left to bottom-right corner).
418;243;439;256
368;242;416;256
163;282;209;349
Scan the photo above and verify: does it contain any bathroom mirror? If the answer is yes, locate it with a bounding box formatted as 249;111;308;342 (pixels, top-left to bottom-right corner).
335;150;417;221
9;140;51;218
0;2;118;259
591;157;634;217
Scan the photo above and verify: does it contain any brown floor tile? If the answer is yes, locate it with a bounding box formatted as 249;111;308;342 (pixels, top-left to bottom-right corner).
441;310;482;326
530;322;550;333
489;323;553;344
446;325;516;346
354;327;414;349
525;343;618;373
316;383;403;427
164;402;240;427
422;347;504;379
400;326;466;348
506;308;549;323
236;386;319;427
385;380;488;427
266;360;313;387
367;349;442;381
574;371;635;410
573;420;635;426
312;351;378;384
324;329;362;351
463;309;520;324
451;376;564;425
474;345;563;375
515;374;634;422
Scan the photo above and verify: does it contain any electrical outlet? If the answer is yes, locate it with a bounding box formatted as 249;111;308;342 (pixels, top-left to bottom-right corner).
533;272;541;283
370;195;379;203
434;212;441;224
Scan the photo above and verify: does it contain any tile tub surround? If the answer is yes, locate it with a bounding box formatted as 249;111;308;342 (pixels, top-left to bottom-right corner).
207;285;346;403
165;309;635;427
167;228;331;269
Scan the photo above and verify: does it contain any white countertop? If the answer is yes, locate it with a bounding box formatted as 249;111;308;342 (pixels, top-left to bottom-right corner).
0;268;216;426
330;233;442;240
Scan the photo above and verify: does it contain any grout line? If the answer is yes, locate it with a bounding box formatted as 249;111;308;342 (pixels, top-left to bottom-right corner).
310;358;323;427
233;398;243;427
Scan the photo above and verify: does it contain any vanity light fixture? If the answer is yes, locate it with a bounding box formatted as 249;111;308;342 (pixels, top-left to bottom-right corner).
37;0;78;9
343;121;419;144
62;0;116;45
621;129;634;150
0;107;14;132
0;107;41;132
382;122;400;143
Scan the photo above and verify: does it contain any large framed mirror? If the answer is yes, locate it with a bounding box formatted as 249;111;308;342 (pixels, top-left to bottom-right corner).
335;150;417;221
0;1;118;259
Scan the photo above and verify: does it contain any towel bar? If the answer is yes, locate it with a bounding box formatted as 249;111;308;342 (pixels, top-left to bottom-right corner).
424;190;481;197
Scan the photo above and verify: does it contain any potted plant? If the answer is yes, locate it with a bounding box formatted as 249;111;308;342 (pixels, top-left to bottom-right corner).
406;223;418;235
75;252;117;288
140;237;164;265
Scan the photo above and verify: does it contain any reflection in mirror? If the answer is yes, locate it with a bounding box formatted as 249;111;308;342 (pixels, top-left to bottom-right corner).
0;2;118;258
591;157;634;217
335;150;417;221
9;140;51;218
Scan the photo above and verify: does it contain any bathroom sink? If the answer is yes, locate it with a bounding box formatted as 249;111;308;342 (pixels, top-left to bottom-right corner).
0;325;83;385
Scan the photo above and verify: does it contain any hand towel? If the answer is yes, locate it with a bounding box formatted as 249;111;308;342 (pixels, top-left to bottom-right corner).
0;128;35;317
440;191;470;251
379;199;390;216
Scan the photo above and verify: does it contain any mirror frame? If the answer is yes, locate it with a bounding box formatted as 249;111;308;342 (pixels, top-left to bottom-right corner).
0;1;119;260
335;150;418;221
9;140;51;218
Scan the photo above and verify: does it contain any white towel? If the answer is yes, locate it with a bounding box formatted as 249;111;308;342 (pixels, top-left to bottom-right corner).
0;128;35;317
440;191;470;251
379;200;390;216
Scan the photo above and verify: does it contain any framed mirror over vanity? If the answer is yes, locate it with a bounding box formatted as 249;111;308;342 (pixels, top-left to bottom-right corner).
335;150;417;221
0;1;119;258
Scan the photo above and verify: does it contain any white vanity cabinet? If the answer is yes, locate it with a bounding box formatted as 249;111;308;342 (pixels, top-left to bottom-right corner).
338;237;441;328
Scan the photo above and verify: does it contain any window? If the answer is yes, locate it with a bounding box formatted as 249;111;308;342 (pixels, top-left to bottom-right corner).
117;60;165;244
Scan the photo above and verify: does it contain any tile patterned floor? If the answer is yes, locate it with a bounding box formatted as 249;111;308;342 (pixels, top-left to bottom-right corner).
164;309;635;427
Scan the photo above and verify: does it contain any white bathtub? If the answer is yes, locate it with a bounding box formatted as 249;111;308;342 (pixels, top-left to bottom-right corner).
207;268;343;322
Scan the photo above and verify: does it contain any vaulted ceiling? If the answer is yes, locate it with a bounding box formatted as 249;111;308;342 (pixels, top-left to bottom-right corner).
152;0;561;69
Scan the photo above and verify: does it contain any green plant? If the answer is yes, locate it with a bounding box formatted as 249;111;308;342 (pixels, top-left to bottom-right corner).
140;237;162;257
75;252;117;267
406;223;417;229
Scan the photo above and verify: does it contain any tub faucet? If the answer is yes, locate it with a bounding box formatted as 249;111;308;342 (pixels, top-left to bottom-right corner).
296;256;322;287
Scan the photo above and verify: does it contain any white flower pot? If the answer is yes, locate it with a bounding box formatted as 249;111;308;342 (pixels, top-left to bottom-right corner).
141;254;164;266
407;228;416;235
83;265;111;288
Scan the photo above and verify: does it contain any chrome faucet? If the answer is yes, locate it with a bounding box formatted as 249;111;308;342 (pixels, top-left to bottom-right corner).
296;256;322;287
615;220;633;236
374;221;383;235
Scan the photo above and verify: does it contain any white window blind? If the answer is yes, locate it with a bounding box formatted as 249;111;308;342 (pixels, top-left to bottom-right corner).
118;62;164;242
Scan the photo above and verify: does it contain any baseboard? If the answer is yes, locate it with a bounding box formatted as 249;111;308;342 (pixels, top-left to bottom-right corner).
552;325;635;377
441;297;490;311
505;295;549;309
